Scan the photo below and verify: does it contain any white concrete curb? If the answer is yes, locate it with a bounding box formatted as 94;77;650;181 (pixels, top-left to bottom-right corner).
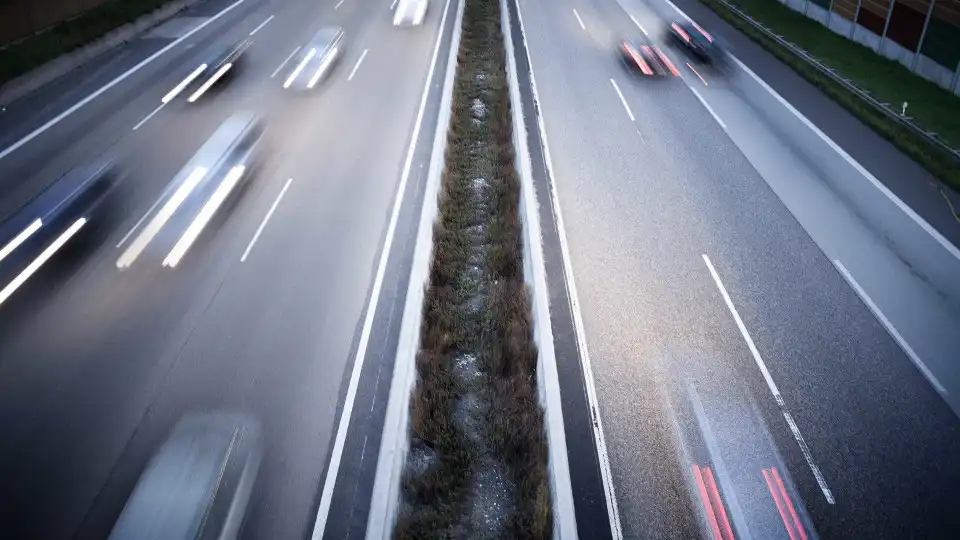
0;0;205;106
499;0;578;537
364;0;464;536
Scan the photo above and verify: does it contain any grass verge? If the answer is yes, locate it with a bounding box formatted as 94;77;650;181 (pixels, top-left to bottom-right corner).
0;0;175;87
393;0;551;537
698;0;960;191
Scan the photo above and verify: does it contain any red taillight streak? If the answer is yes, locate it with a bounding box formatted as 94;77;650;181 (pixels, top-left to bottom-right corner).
702;467;736;540
655;47;680;76
771;467;807;540
627;46;653;75
693;22;714;41
693;464;725;540
672;23;690;41
763;468;799;540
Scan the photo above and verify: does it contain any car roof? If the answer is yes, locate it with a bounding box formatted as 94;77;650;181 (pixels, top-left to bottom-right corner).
311;26;344;48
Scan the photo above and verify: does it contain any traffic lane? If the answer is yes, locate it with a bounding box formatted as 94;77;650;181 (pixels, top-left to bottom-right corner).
520;1;960;538
647;0;960;251
618;0;960;409
0;16;442;540
0;0;288;220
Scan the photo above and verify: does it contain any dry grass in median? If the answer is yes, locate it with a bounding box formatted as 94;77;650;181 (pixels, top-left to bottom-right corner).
393;0;551;538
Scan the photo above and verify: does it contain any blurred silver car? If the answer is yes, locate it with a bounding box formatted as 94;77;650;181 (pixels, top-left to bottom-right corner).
282;27;345;90
394;0;428;26
108;412;263;540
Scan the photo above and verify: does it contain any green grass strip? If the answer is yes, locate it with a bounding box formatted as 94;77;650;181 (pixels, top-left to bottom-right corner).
698;0;960;191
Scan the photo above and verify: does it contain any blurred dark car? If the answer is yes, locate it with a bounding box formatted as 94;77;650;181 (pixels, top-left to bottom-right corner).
162;39;253;104
0;158;122;307
667;21;726;66
283;27;345;91
618;37;678;77
108;412;263;540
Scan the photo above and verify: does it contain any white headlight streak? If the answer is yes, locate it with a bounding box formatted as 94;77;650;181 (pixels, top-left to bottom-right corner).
187;63;233;102
0;218;86;307
163;165;245;268
284;48;316;88
162;64;208;103
307;48;337;88
0;218;42;264
117;166;209;268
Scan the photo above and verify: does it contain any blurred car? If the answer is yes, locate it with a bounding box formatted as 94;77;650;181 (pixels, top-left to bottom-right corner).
394;0;428;26
0;158;123;307
282;27;345;90
161;39;253;104
667;20;724;65
116;111;266;269
618;38;677;77
108;412;263;540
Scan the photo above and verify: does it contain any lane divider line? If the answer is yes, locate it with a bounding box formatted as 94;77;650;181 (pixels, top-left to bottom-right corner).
271;46;301;79
833;259;945;395
610;78;635;122
0;0;249;162
573;8;586;31
689;87;725;129
629;14;648;35
348;49;369;81
132;102;166;130
241;178;292;262
702;253;835;504
249;14;274;35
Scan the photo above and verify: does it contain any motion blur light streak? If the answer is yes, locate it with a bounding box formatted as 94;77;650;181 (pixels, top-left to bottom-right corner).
703;466;735;540
657;48;680;76
763;468;806;540
162;64;208;103
187;63;233;102
284;48;316;88
117;167;209;268
0;218;42;264
0;218;86;306
307;49;338;88
163;165;245;268
771;467;806;540
693;464;726;540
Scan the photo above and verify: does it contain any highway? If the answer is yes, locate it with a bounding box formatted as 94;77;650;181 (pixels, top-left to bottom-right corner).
509;0;960;538
0;0;452;538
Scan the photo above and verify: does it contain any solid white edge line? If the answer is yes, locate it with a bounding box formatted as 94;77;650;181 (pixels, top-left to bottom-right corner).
609;78;635;122
271;46;301;78
629;14;648;35
348;49;369;81
833;259;946;395
241;178;292;262
0;0;248;161
573;8;586;30
249;14;274;35
0;218;42;264
500;0;578;535
516;1;625;536
0;218;86;307
701;253;835;505
310;0;455;536
689;86;726;129
653;0;960;261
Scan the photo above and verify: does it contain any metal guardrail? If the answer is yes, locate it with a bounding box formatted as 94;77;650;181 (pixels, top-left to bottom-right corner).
712;0;960;163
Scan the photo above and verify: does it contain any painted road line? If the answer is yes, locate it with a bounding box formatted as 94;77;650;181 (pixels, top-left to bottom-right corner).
610;78;635;122
132;102;167;130
0;0;249;162
241;178;293;262
629;14;648;35
689;87;725;129
573;9;586;31
249;14;274;35
271;47;301;78
833;259;946;395
348;49;369;81
310;0;455;536
702;253;834;505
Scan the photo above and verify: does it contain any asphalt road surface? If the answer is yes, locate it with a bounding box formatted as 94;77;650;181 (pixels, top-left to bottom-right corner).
0;0;449;538
511;0;960;537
